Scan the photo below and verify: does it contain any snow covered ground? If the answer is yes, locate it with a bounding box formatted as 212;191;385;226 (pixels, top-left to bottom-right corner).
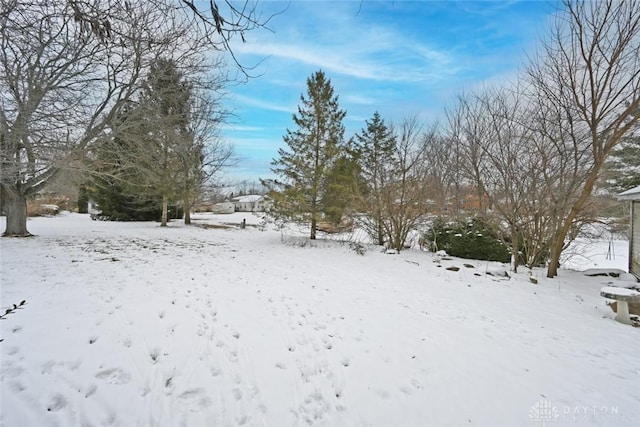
1;212;638;427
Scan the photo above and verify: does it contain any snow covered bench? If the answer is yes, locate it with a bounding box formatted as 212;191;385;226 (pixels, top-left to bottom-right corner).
600;286;640;325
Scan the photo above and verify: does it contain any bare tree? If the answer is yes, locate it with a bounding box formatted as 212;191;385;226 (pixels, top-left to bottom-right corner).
1;0;137;235
69;0;274;77
446;93;492;215
178;90;235;225
447;86;574;272
380;117;432;251
1;0;257;236
421;132;458;217
526;0;640;277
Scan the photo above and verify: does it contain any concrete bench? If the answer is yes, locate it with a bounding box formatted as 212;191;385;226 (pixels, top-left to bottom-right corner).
600;286;640;325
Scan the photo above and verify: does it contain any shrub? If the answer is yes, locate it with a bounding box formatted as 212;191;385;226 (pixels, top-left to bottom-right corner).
89;182;183;222
349;241;367;256
424;217;511;263
26;194;69;217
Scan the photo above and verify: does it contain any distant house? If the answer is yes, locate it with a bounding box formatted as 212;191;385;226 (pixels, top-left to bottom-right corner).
618;185;640;280
212;201;235;214
232;195;271;212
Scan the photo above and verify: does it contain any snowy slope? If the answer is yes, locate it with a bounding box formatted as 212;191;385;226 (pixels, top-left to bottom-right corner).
1;213;638;427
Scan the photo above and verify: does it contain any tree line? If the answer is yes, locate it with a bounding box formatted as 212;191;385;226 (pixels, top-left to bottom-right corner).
1;0;264;234
265;0;640;278
1;0;639;279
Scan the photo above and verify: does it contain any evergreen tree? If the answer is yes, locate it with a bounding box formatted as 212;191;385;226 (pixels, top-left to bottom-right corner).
87;105;174;221
605;136;640;194
321;153;359;226
87;59;194;223
139;58;192;226
350;112;396;245
269;70;346;239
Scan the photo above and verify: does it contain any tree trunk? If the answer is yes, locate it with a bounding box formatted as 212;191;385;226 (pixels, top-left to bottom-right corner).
2;187;31;237
546;169;600;278
310;196;317;239
511;230;519;273
547;227;565;278
376;214;384;246
310;216;316;240
161;194;168;227
183;200;191;225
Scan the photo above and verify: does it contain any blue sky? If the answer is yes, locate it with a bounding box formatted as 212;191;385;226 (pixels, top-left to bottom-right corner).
221;1;557;183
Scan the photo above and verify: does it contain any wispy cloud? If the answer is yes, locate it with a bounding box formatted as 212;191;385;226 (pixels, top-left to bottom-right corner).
232;93;293;114
220;0;555;183
235;39;457;84
341;94;378;106
233;1;460;84
220;124;266;132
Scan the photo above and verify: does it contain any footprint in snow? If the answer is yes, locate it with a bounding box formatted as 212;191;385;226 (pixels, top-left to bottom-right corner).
375;389;390;399
47;393;67;412
9;381;25;393
41;361;55;375
400;386;413;395
95;367;131;385
233;387;242;400
178;388;212;411
149;348;161;363
84;383;97;398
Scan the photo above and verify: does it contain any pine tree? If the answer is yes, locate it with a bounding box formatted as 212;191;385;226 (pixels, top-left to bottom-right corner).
87;105;172;222
88;59;194;223
351;112;396;245
139;58;192;226
321;153;359;226
605;136;640;194
269;70;346;239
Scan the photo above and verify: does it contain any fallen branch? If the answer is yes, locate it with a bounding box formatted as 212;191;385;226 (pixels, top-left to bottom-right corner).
0;300;27;343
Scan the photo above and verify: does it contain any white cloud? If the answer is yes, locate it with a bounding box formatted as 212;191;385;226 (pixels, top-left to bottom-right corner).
232;2;460;85
341;93;378;106
236;39;459;84
220;124;266;132
232;94;294;114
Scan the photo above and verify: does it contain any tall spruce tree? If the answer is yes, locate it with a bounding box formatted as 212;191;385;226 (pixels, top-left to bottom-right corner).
269;70;346;239
88;59;194;224
351;112;396;245
140;58;192;226
89;112;166;222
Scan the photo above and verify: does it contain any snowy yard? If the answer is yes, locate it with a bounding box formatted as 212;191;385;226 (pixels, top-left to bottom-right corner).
1;213;639;427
